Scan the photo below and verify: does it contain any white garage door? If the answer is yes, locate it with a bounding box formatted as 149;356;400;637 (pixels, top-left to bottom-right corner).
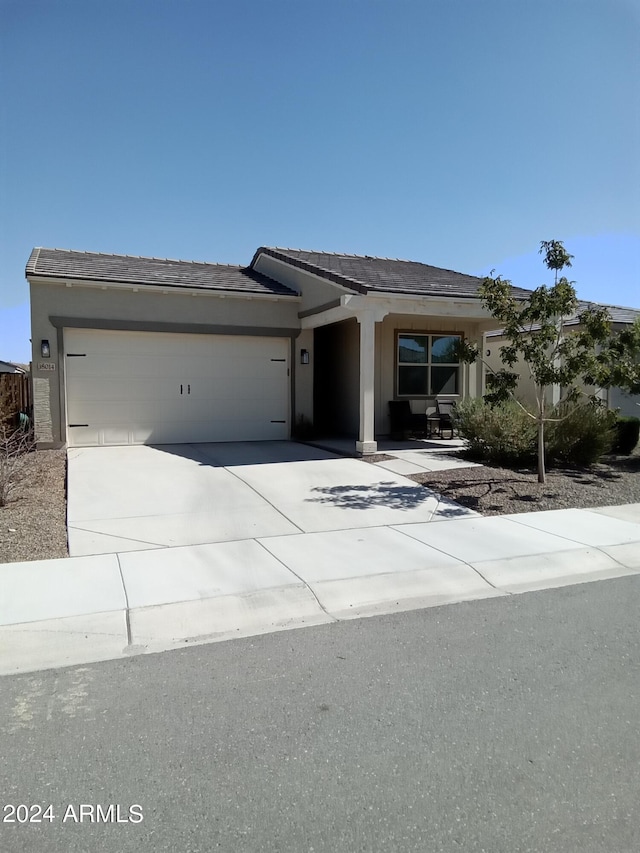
64;328;290;446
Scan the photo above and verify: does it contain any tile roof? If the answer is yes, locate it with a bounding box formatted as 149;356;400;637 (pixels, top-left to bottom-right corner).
574;301;640;325
253;247;534;300
486;300;640;337
26;248;298;297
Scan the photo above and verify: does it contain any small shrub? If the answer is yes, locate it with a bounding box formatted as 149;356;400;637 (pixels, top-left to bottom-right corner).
546;402;616;466
613;416;640;455
0;427;34;507
453;398;536;465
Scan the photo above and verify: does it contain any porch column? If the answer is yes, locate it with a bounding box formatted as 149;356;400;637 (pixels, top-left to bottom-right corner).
355;308;388;455
467;331;485;399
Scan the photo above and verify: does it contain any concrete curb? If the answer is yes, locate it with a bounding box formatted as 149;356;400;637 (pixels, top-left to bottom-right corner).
0;611;128;675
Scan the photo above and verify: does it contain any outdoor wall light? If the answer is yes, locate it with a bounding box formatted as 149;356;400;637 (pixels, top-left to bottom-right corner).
41;339;51;358
300;349;310;365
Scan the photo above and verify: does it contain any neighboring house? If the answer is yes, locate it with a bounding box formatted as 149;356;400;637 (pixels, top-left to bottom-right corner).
26;246;532;453
484;302;640;416
0;360;27;374
0;362;30;427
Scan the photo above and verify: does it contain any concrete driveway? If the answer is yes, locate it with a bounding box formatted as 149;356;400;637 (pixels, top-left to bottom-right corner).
67;441;473;557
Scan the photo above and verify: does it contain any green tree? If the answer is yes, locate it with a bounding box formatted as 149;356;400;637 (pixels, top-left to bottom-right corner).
458;240;640;483
584;316;640;396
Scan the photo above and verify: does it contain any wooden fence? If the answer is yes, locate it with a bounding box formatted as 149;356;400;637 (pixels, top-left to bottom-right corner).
0;372;32;427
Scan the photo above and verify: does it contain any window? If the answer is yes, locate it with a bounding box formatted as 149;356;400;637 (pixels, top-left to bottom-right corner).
396;333;461;397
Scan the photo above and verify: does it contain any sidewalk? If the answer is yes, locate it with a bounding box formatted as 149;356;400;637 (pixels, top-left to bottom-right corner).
2;504;639;675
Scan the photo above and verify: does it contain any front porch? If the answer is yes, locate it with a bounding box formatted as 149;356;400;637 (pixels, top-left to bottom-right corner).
296;293;497;455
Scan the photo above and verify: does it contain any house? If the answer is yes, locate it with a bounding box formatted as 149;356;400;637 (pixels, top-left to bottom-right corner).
0;360;27;374
26;246;533;453
484;301;640;416
0;362;30;428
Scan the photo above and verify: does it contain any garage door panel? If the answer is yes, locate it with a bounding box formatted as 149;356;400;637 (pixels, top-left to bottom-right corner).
70;401;132;424
131;421;192;444
101;426;132;445
67;426;101;446
129;399;181;421
214;397;281;421
66;378;131;404
65;329;290;447
128;382;180;404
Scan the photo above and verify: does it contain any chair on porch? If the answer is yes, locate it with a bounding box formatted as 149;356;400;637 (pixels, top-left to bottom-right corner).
388;401;429;440
425;398;440;438
435;399;456;439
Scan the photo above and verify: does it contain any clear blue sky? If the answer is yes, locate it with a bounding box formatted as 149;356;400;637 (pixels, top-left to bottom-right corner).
1;0;638;362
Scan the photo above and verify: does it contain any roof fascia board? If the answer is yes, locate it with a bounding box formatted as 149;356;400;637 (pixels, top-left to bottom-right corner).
299;294;388;328
347;292;496;319
298;298;343;319
300;306;355;329
27;275;300;302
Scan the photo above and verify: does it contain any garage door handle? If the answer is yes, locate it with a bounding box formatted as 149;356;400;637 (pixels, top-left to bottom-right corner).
188;384;191;394
180;384;183;395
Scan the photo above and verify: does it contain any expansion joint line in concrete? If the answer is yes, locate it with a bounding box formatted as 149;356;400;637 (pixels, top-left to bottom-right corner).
501;515;610;547
221;466;306;535
593;544;640;573
187;441;307;534
499;517;640;572
254;539;338;622
392;524;506;593
68;524;164;549
116;554;133;646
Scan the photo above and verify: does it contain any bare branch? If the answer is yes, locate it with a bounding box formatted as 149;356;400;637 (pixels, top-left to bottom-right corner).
0;426;35;507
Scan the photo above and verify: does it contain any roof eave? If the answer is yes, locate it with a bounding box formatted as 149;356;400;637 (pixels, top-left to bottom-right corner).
26;274;301;301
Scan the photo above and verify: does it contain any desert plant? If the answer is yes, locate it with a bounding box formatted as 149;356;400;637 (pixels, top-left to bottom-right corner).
453;398;536;465
0;427;34;507
456;240;640;482
546;402;616;466
613;416;640;455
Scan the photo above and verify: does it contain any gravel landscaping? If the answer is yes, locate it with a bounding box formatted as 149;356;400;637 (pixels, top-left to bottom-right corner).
0;449;68;564
408;453;640;516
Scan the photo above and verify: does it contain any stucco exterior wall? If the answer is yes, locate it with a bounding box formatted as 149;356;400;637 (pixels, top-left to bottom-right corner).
483;337;546;410
608;386;640;418
607;324;640;416
483;332;632;413
333;320;360;436
253;254;349;313
293;328;314;429
313;319;360;436
30;280;301;446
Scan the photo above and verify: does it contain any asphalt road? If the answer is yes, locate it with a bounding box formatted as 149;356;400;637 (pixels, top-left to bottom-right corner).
1;575;639;853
